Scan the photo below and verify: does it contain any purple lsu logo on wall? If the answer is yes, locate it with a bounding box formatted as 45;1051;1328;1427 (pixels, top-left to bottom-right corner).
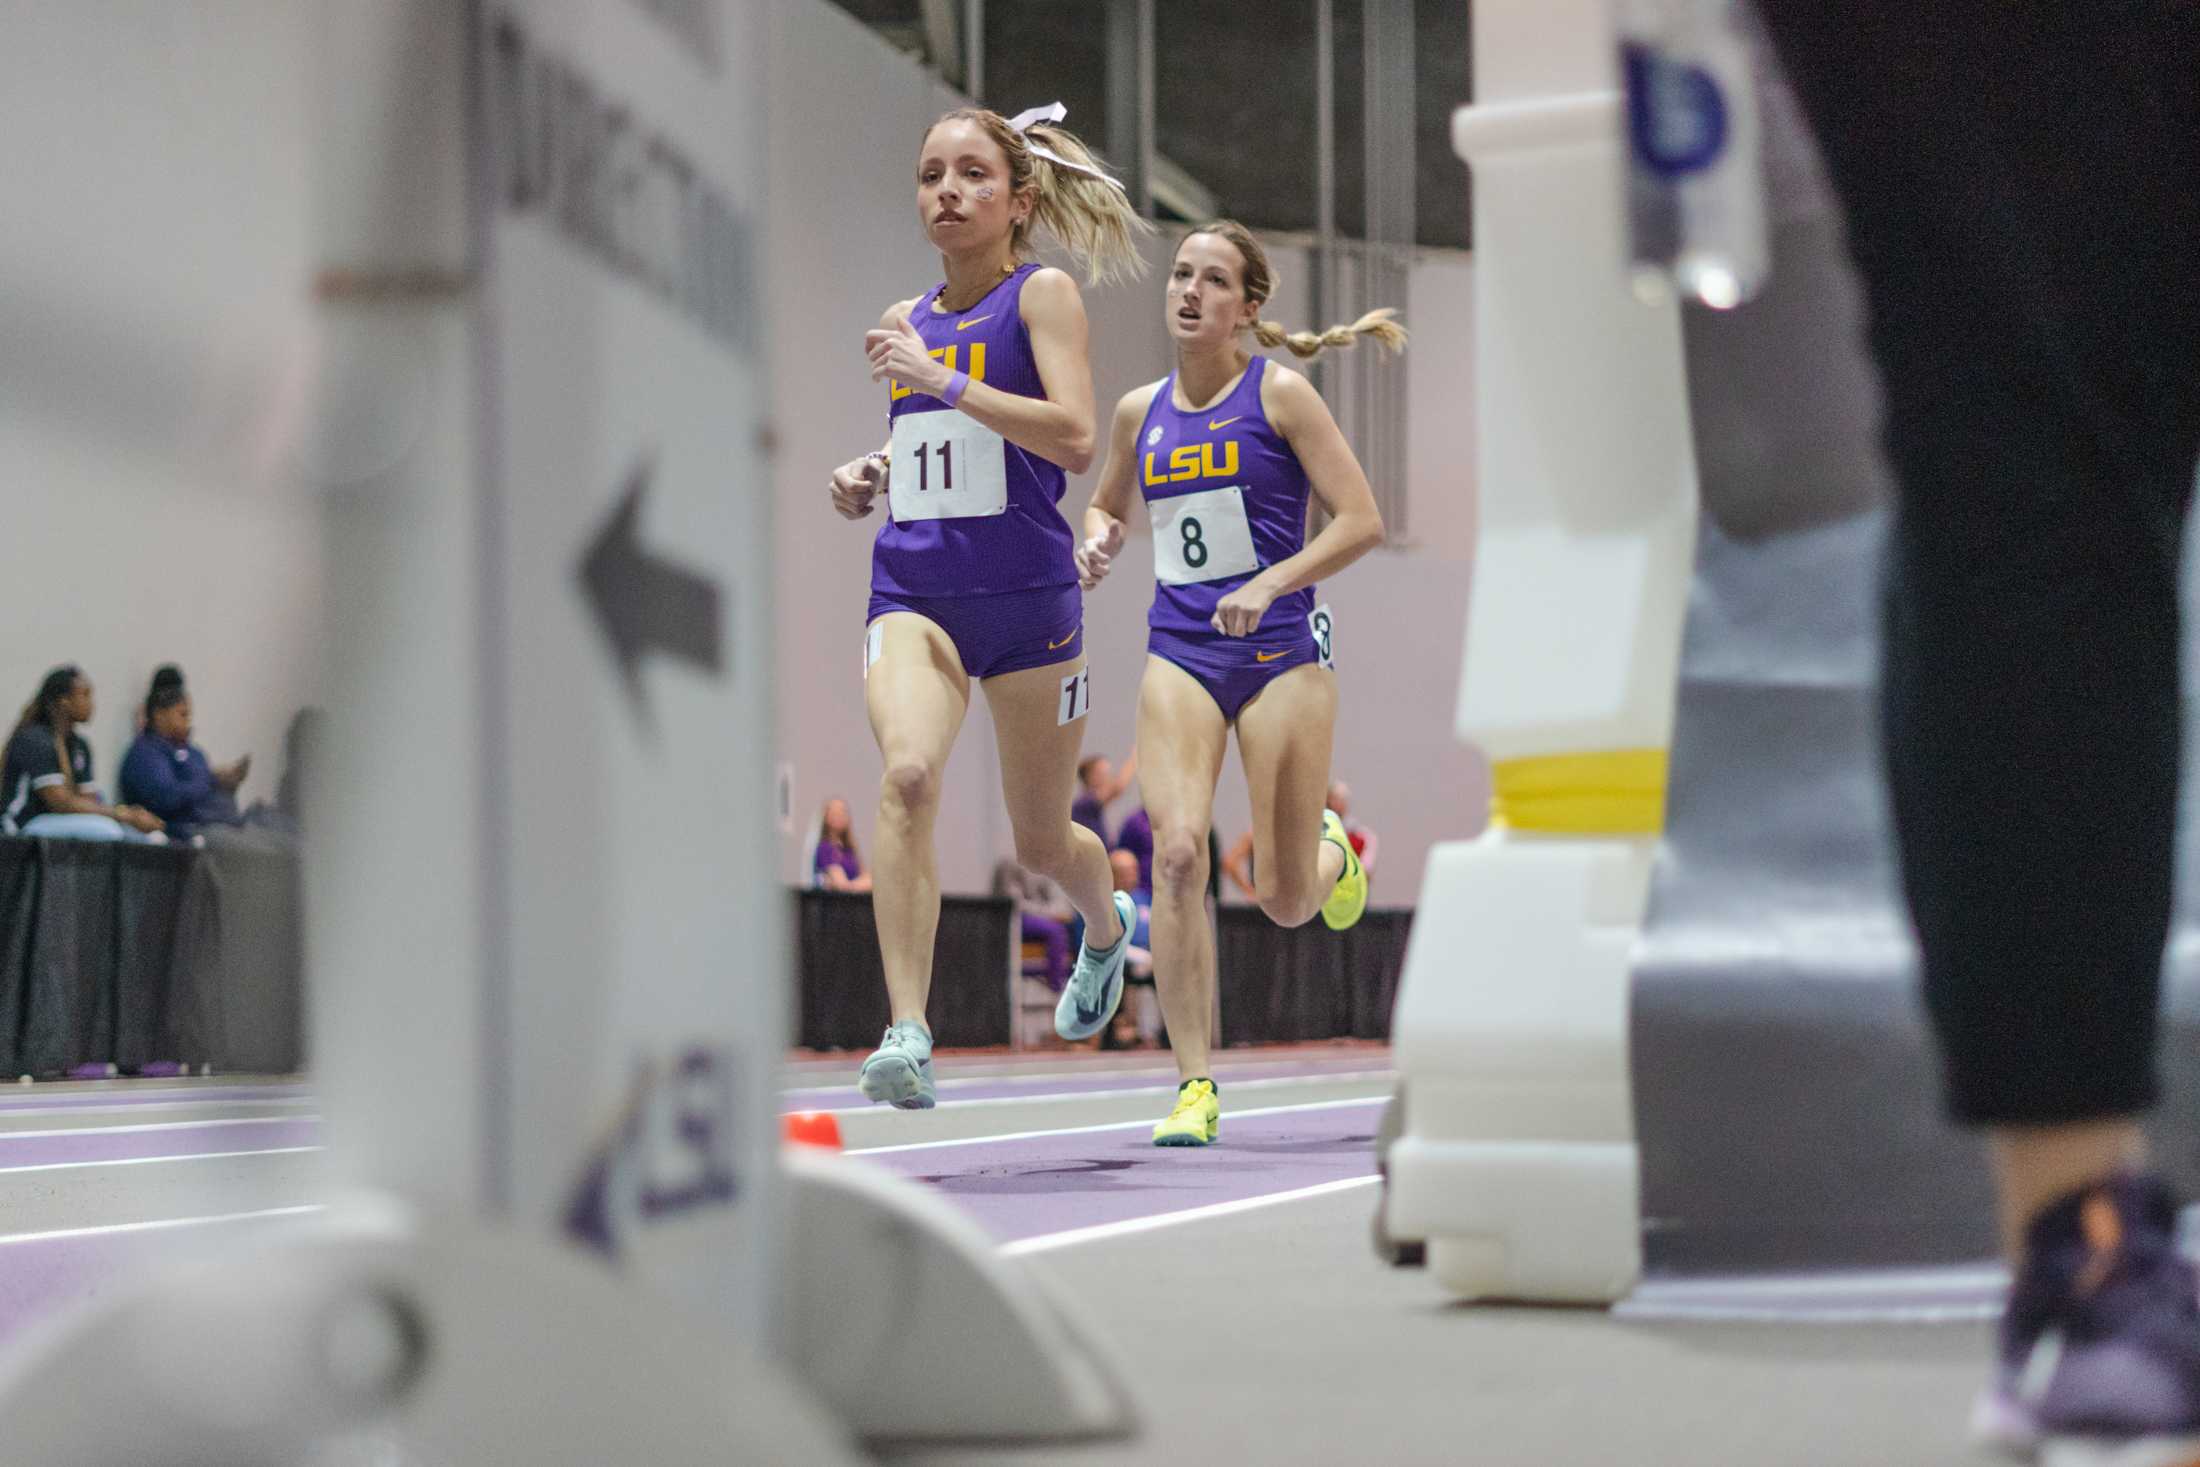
565;1045;741;1257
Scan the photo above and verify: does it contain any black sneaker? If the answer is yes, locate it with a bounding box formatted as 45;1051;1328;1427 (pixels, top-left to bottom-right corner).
1975;1173;2200;1466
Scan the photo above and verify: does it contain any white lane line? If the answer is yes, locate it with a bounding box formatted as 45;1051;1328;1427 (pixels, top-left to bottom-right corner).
0;1204;325;1247
800;1071;1395;1117
1613;1264;2011;1324
847;1096;1382;1155
1614;1301;2003;1325
1626;1264;2008;1303
0;1099;315;1119
786;1065;1175;1093
0;1116;320;1142
783;1061;1392;1095
0;1147;324;1177
1002;1175;1381;1256
0;1085;307;1100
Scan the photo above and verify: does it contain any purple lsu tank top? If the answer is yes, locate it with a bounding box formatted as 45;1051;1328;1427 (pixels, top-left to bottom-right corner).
871;263;1077;598
1134;355;1315;638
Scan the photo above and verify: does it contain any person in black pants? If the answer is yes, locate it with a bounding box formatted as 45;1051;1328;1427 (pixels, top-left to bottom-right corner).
1750;2;2200;1455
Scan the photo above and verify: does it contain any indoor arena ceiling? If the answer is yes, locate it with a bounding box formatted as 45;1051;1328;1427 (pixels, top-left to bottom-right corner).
824;0;1475;251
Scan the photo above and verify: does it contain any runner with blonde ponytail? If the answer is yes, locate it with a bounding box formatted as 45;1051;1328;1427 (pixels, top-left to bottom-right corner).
1077;220;1401;1147
820;105;1154;1110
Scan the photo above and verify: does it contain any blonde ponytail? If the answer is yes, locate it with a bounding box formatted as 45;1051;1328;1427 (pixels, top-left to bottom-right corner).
1020;122;1154;287
1251;307;1409;362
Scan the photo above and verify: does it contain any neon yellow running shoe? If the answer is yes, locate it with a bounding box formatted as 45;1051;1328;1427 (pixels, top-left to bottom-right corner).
1152;1078;1220;1147
1319;808;1368;931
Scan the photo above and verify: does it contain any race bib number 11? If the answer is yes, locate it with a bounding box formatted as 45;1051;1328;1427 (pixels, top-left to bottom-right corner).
889;408;1009;522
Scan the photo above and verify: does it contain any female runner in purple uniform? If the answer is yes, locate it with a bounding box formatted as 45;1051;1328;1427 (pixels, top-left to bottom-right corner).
1078;220;1402;1146
824;104;1152;1109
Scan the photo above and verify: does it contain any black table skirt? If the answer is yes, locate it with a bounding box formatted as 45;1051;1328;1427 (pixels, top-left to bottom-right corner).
791;887;1410;1051
793;890;1015;1050
0;836;304;1076
1217;905;1412;1045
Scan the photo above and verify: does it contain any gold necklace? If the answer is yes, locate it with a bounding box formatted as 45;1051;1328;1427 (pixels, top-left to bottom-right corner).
939;261;1015;315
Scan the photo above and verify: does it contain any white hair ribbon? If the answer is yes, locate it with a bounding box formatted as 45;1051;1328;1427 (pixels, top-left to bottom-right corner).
1005;102;1068;133
1002;100;1128;194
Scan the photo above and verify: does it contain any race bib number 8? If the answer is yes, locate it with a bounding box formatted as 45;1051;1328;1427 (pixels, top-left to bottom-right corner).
1151;486;1259;586
889;408;1008;522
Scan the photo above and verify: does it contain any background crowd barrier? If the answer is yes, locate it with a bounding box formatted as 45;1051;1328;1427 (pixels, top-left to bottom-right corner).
0;836;304;1077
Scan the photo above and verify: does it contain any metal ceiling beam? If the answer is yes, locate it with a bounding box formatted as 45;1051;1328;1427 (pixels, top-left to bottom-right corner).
1312;0;1336;386
1104;0;1154;216
963;0;983;103
917;0;961;86
1149;153;1216;222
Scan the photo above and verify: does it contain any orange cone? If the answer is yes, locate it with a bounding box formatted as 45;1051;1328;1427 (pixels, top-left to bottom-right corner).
781;1111;844;1150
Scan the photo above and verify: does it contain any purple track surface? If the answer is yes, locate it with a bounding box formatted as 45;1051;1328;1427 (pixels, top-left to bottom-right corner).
0;1117;318;1168
0;1053;1390;1356
860;1099;1382;1243
0;1209;314;1354
780;1053;1385;1111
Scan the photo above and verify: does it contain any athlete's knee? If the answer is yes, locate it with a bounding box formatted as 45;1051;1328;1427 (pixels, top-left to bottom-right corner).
1154;830;1204;896
879;760;939;820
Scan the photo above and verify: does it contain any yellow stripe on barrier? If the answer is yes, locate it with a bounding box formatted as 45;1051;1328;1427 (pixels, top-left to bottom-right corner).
1488;749;1669;835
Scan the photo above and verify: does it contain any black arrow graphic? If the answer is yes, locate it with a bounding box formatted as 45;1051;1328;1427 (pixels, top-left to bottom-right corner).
580;457;725;726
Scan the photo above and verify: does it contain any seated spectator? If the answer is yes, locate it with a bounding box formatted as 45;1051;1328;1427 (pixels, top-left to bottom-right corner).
993;856;1076;993
120;666;250;839
1072;747;1138;842
2;667;163;841
1328;780;1378;872
808;797;872;893
1109;848;1154;966
1114;804;1154;891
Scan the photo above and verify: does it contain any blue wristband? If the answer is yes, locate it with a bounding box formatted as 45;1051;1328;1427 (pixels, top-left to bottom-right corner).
940;369;970;407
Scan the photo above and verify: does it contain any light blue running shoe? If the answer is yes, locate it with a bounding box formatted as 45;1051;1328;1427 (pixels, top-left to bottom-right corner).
1056;890;1137;1042
858;1020;935;1109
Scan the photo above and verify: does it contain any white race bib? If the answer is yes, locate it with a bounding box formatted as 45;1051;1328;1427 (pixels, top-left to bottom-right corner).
1151;485;1259;585
1309;603;1336;669
889;408;1008;522
1058;666;1090;725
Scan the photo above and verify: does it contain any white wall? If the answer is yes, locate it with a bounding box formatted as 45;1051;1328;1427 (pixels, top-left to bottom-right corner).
0;4;324;792
766;0;1487;904
0;0;1486;899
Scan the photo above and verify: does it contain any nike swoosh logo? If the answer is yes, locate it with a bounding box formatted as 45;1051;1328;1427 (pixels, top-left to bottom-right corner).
1208;416;1242;430
1047;632;1077;650
956;314;994;331
1255;650;1288;663
1075;969;1122;1027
